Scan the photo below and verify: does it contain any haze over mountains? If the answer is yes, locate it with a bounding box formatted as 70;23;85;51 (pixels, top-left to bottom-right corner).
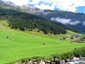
0;0;85;33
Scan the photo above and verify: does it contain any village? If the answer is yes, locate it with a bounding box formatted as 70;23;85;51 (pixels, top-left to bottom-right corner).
61;34;85;43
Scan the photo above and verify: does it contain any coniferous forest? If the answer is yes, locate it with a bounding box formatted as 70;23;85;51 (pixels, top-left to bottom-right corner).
0;8;67;34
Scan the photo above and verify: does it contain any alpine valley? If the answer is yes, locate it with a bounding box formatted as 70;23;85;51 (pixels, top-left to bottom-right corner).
0;0;85;64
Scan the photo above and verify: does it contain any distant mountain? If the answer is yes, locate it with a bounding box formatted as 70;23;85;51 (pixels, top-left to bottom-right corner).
35;10;85;33
0;0;41;14
0;0;85;33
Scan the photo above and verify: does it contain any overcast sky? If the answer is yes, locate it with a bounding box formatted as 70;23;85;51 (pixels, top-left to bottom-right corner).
3;0;85;13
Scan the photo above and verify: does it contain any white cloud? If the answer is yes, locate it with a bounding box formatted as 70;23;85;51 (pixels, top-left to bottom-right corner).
55;0;85;12
27;0;85;12
29;0;40;5
34;4;54;10
51;17;80;25
2;0;85;12
51;17;71;24
70;21;80;25
3;0;29;6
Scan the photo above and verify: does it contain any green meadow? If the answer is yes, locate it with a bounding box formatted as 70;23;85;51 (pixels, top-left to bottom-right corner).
0;20;85;64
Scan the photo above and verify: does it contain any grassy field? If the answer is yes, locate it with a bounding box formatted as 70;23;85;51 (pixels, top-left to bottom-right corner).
0;20;85;64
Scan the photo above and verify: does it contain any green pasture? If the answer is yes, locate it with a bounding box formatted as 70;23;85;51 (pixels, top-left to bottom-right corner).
0;29;85;64
0;20;85;64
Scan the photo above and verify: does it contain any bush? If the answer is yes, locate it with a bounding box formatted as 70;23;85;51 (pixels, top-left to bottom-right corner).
51;47;85;60
31;56;45;61
73;47;85;57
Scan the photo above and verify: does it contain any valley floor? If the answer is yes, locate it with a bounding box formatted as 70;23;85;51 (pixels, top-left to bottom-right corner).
0;29;85;64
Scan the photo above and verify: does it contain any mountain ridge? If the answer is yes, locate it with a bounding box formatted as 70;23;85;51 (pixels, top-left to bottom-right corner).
0;0;85;33
37;10;85;33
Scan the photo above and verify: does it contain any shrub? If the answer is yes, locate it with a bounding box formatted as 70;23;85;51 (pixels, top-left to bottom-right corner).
73;47;85;57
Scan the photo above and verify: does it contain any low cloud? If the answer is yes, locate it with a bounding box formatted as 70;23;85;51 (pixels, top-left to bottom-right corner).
3;0;85;12
51;17;80;25
70;21;80;25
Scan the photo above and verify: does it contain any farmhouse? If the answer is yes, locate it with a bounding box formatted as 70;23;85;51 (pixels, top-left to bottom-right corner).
70;35;80;39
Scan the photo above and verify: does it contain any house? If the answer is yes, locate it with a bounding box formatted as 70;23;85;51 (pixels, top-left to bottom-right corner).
70;35;80;39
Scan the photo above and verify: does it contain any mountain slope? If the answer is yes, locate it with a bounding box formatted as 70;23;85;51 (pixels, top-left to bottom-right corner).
0;0;39;14
0;8;67;34
35;10;85;33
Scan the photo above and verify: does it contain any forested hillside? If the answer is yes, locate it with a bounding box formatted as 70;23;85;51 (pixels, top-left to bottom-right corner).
36;10;85;33
0;8;67;34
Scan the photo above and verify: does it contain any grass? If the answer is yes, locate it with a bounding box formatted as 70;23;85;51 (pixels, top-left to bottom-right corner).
0;20;85;64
